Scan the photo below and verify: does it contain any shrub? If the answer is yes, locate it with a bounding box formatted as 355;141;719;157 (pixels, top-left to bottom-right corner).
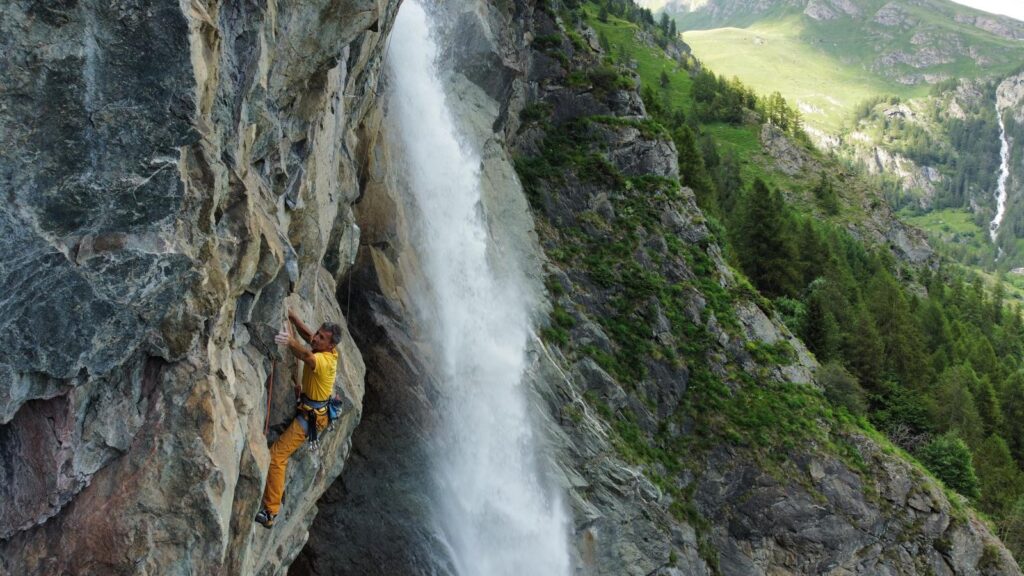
917;433;981;499
817;361;866;416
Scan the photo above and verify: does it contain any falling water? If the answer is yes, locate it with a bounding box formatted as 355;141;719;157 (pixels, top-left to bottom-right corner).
386;2;572;575
989;104;1011;244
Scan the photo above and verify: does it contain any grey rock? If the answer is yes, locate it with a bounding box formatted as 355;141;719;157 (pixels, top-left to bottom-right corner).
760;123;809;176
0;0;397;573
594;124;680;178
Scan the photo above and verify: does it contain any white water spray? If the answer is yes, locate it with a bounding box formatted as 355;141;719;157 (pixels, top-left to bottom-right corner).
989;103;1011;244
387;3;572;575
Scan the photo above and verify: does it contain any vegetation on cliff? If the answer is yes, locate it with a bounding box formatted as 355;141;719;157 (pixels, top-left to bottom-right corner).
524;0;1024;566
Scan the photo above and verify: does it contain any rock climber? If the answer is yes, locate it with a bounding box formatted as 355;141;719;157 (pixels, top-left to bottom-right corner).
255;309;342;528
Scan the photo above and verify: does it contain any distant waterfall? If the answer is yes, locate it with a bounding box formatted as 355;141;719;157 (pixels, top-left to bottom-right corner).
989;104;1011;244
386;2;573;575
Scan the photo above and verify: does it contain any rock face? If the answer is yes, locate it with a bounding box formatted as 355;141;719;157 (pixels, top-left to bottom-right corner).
998;73;1024;125
1;0;399;573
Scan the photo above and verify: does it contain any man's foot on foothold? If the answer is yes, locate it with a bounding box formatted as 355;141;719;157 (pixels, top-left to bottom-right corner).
255;508;276;528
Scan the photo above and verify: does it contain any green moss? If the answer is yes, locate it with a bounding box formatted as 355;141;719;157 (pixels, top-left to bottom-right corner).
566;29;588;52
520;102;553;124
588;115;671;139
534;34;563;50
562;402;584;424
745;340;796;365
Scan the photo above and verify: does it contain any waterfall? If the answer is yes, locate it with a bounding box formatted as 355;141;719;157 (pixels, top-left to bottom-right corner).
386;3;573;575
989;103;1011;244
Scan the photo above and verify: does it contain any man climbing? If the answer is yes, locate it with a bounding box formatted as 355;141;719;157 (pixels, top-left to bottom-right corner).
255;309;342;528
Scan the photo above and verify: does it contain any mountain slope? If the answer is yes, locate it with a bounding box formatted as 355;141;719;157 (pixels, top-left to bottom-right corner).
675;0;1024;128
573;1;1024;570
667;0;1024;272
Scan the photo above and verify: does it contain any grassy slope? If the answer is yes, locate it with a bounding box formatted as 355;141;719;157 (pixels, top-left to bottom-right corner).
557;0;995;540
684;17;927;132
582;3;694;110
679;2;1023;133
585;6;810;202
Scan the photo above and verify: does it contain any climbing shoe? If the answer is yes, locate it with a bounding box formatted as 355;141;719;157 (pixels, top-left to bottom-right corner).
255;508;276;528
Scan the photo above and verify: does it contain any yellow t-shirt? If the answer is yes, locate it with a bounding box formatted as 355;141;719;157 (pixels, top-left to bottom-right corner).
301;349;339;402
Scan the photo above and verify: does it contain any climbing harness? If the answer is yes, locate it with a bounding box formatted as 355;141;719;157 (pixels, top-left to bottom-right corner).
296;395;345;439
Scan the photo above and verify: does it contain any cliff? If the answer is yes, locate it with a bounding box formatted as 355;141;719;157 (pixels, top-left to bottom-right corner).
0;0;399;573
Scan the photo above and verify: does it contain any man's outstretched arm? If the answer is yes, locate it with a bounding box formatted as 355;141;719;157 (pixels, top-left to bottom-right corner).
275;321;317;372
287;309;314;344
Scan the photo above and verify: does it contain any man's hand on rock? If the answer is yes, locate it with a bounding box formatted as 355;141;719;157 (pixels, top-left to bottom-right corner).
274;320;296;347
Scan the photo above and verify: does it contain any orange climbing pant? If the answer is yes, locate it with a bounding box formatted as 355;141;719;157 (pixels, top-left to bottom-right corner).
261;413;325;516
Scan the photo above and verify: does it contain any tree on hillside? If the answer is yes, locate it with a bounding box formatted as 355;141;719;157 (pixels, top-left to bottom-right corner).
844;303;885;391
803;286;842;361
673;125;718;214
975;434;1024;516
918;433;981;499
715;150;743;215
798;219;828;287
1000;498;1024;563
919;299;954;365
813;173;839;215
865;272;929;389
999;372;1024;462
971;375;1003;437
931;364;984;447
735;178;799;297
818;361;866;415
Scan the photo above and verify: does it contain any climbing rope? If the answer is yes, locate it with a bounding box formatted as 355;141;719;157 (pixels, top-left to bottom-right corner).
264;359;276;436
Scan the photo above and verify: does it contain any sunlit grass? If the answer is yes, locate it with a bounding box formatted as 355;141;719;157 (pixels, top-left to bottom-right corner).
684;16;926;133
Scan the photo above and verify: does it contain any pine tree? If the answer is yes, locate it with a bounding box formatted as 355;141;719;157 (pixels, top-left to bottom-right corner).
844;303;884;391
798;219;827;287
803;288;842;361
919;299;954;360
865;272;929;389
735;179;799;297
673;125;718;214
971;375;1004;437
715;150;743;215
975;434;1024;516
992;276;1006;325
969;336;1001;383
931;364;984;447
812;173;839;215
999;372;1024;462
